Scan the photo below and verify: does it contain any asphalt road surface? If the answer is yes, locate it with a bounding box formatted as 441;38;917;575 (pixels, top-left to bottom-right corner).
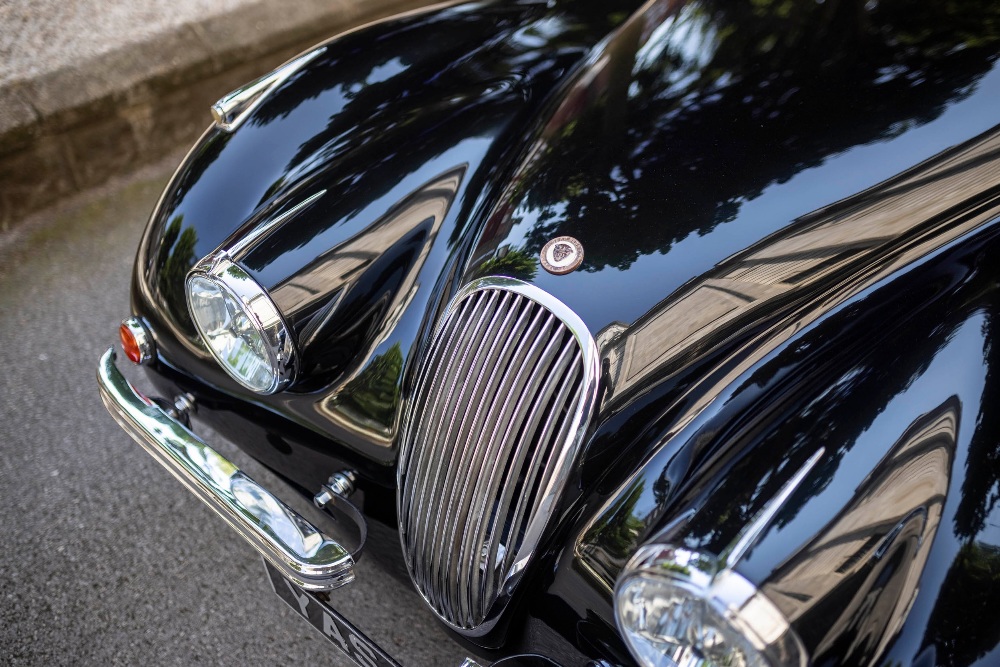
0;156;477;666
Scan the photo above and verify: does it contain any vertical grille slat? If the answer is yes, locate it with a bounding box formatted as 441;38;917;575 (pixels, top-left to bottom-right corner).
462;318;564;617
400;296;477;523
417;291;501;579
427;291;515;596
439;294;538;624
473;330;574;609
489;347;582;601
404;298;477;576
398;280;596;632
456;308;555;623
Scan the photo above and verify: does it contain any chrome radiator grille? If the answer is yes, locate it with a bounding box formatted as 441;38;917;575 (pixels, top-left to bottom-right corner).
398;278;597;632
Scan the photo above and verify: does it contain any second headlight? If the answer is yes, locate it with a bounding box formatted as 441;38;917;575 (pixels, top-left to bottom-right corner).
186;254;297;394
615;545;807;667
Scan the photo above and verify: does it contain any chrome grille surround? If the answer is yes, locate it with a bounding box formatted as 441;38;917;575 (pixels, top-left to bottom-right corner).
397;277;599;634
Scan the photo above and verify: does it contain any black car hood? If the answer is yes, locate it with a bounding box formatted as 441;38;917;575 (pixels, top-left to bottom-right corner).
467;0;1000;371
126;0;1000;659
134;0;1000;479
132;0;643;470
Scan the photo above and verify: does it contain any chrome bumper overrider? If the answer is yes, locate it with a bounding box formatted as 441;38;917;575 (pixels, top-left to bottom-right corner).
97;348;355;591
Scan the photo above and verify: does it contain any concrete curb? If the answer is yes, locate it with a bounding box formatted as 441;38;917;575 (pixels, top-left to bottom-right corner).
0;0;431;232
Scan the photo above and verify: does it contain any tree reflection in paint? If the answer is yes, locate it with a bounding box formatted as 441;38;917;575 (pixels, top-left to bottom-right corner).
504;0;1000;273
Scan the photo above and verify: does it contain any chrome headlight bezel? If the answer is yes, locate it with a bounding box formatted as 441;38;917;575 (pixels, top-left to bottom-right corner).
186;253;297;394
614;544;808;667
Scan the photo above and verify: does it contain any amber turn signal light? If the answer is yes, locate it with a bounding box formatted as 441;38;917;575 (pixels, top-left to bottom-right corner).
119;317;155;365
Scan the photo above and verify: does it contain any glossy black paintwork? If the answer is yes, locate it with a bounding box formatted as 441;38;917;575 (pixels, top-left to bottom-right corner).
466;0;1000;343
736;263;1000;667
128;0;1000;664
133;0;643;472
485;0;1000;664
555;216;1000;666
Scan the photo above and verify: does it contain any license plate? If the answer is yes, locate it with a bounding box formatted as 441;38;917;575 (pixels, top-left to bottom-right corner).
264;559;402;667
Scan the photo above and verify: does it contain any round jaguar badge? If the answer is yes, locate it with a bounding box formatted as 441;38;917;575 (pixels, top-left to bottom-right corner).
540;236;584;275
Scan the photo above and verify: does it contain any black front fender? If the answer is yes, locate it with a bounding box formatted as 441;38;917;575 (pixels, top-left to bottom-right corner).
132;0;641;467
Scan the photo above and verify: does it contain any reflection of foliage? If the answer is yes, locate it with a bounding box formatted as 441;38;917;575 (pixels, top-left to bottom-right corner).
155;215;197;329
954;310;1000;538
250;3;638;130
145;1;645;328
584;481;646;563
924;542;1000;667
472;246;538;282
160;131;232;218
140;108;232;330
676;273;977;556
509;0;1000;272
249;0;641;235
656;561;692;577
331;343;404;431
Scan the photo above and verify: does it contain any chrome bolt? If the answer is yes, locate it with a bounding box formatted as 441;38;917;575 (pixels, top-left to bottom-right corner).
173;393;196;416
313;488;337;508
314;470;358;508
166;393;196;424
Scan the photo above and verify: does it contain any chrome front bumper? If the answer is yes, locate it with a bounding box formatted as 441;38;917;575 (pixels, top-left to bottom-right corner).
96;347;355;591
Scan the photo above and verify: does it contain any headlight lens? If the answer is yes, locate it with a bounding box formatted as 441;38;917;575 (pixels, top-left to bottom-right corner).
186;256;296;394
615;545;807;667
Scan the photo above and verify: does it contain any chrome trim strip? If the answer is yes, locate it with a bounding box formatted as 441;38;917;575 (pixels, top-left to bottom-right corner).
723;448;825;569
226;189;326;257
211;48;326;132
97;348;355;591
210;0;479;133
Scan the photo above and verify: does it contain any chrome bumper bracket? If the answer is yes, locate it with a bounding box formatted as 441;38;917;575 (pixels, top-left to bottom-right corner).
97;348;355;591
